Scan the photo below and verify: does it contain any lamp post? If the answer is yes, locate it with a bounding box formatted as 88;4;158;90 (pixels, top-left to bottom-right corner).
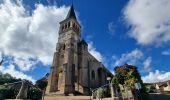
107;77;111;83
134;82;142;100
107;77;114;98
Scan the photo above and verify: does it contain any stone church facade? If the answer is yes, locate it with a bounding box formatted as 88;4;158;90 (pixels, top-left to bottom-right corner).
45;5;112;96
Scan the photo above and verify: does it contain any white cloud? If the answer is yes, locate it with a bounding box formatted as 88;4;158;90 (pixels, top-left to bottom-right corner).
142;70;170;83
0;0;69;70
88;42;103;62
0;52;3;61
0;0;70;82
113;48;143;66
0;64;35;83
14;57;39;71
143;57;152;71
108;22;115;35
124;0;170;45
113;49;153;72
162;50;170;55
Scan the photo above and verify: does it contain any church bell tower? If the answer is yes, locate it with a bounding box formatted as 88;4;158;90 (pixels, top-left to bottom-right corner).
46;5;81;95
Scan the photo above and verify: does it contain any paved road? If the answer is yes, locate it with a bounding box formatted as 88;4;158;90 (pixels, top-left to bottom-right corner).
149;93;170;100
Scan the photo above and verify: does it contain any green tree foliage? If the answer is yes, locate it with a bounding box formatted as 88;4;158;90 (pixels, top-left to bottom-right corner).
147;85;156;93
113;64;142;86
27;87;42;99
35;78;47;90
0;87;17;99
0;72;21;99
0;71;44;99
113;64;149;100
0;72;21;85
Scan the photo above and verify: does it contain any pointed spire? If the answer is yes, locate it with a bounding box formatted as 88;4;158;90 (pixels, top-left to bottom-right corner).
66;5;77;20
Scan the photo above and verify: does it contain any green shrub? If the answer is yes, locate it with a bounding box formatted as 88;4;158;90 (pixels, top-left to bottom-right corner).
0;87;16;99
27;87;42;99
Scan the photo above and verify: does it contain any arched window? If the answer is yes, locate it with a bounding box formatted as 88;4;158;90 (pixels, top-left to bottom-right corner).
91;70;95;80
65;24;67;29
98;68;102;85
68;22;70;28
62;26;64;31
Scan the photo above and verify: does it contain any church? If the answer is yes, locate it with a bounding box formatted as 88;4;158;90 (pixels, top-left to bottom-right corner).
45;5;112;96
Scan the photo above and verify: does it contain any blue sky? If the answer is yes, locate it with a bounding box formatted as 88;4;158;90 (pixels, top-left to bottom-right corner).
0;0;170;83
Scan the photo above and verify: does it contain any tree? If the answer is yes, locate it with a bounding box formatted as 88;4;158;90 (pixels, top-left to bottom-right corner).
0;71;43;99
114;64;149;99
0;71;22;99
35;78;47;90
0;72;21;85
0;86;16;99
35;73;48;90
27;87;42;99
114;64;143;86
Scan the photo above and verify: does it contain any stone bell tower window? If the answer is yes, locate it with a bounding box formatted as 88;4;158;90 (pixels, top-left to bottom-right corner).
68;22;70;28
62;26;64;31
65;24;67;29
